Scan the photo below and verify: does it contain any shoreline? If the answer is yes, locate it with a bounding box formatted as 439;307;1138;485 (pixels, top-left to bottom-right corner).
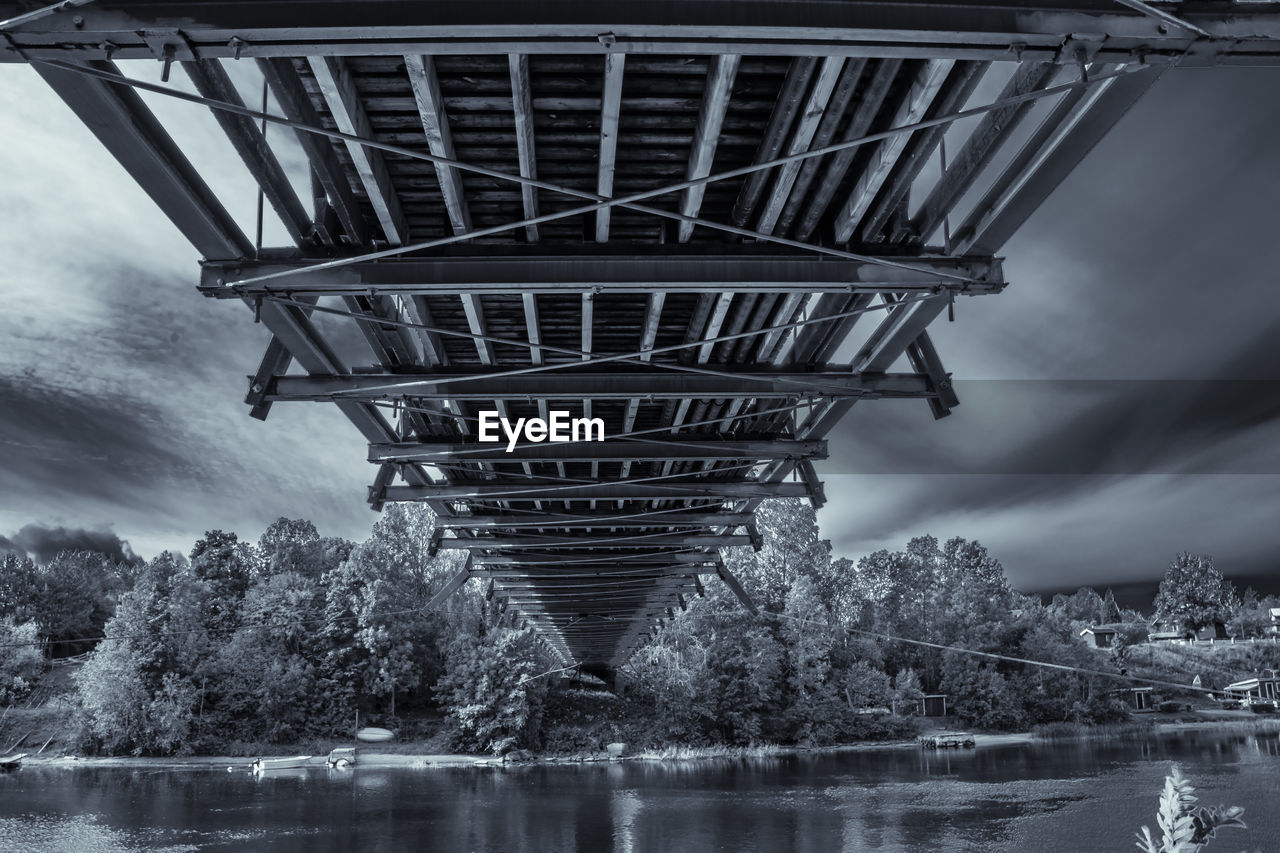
17;718;1278;772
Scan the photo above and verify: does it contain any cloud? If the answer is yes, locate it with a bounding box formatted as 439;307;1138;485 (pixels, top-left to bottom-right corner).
4;523;142;566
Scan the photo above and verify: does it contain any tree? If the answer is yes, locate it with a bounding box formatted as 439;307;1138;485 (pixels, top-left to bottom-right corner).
780;576;841;744
0;618;43;703
434;626;552;754
1153;553;1236;632
189;531;252;629
35;551;119;655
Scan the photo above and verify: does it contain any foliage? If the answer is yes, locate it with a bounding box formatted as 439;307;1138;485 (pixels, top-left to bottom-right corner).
1135;765;1247;852
434;626;552;755
0;618;43;703
1153;553;1238;633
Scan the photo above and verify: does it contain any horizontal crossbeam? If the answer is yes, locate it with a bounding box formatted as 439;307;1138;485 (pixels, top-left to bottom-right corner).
370;439;825;464
6;2;1279;65
437;511;754;529
200;252;1003;296
271;371;932;401
440;534;750;549
381;481;811;501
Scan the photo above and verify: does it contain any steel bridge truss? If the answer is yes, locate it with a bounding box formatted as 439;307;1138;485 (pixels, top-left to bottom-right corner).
6;0;1277;675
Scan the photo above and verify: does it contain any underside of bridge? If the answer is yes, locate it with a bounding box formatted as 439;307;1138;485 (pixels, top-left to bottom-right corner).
6;0;1277;675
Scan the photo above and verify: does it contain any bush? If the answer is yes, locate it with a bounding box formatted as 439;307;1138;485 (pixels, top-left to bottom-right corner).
434;627;553;755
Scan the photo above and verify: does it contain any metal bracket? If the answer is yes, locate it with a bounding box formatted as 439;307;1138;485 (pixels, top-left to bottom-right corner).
798;459;826;508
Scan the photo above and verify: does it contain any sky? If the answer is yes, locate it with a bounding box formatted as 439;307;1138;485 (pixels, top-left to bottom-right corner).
1;60;1278;605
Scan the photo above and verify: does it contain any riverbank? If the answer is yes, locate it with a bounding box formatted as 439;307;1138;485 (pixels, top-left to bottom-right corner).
17;716;1278;772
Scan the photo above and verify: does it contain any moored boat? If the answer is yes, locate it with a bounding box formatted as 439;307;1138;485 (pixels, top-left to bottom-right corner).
251;755;312;773
0;753;27;770
919;732;976;749
356;727;394;743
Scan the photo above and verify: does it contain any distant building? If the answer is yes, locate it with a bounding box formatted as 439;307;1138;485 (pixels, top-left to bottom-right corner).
1267;608;1280;636
1079;626;1118;649
1194;621;1229;641
1112;686;1154;712
1148;619;1228;643
917;694;949;717
1225;669;1280;705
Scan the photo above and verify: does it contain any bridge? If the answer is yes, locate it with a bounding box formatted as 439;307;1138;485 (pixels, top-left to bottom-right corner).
5;0;1277;679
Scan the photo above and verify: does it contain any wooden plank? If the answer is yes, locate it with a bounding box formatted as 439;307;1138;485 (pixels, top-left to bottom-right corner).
773;57;865;236
595;52;626;243
833;58;954;243
307;55;409;244
793;57;901;242
678;54;740;243
730;56;816;227
508;53;540;242
404;54;473;234
754;55;844;235
856;60;989;243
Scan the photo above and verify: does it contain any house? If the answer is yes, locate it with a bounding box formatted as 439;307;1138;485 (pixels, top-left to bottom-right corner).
1148;619;1227;643
1194;621;1229;642
1148;624;1188;643
1225;669;1280;705
1080;626;1118;649
1112;686;1154;712
917;694;949;717
1267;608;1280;637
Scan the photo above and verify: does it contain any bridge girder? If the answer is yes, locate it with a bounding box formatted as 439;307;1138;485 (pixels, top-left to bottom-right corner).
11;0;1271;672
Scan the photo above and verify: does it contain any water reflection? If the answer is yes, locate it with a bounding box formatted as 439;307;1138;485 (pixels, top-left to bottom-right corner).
0;732;1275;852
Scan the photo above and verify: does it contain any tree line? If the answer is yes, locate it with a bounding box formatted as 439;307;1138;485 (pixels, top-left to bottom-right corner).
1;501;1276;755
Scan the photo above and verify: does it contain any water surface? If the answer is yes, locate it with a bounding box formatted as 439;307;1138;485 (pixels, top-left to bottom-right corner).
2;730;1277;852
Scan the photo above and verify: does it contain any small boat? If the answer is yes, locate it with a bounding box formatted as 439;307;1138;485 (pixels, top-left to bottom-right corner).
919;732;976;749
250;755;312;774
356;727;395;743
0;753;28;770
327;747;357;769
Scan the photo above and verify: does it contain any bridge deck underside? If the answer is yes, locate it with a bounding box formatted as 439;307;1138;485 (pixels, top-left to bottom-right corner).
11;0;1276;670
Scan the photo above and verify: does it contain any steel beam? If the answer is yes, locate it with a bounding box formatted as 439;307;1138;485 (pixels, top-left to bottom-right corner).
371;438;825;463
952;62;1167;256
909;62;1060;243
438;511;755;528
474;552;718;566
200;252;1003;296
383;481;812;501
731;56;815;228
258;57;369;245
182;58;314;247
443;534;750;550
32;59;251;260
792;57;899;242
269;370;933;401
8;3;1280;65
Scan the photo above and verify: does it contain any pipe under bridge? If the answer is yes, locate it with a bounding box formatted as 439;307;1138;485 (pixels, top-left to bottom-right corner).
6;0;1278;677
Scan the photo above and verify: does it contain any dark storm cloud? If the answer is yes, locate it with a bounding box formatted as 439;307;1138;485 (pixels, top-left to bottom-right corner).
5;523;141;566
0;373;193;503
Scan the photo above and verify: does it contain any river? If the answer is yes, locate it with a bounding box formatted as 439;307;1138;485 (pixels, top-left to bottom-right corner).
2;729;1277;852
